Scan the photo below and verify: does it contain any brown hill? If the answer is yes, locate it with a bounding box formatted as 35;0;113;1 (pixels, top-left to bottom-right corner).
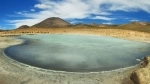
17;25;30;29
32;17;71;28
73;23;93;28
115;22;150;33
119;22;148;27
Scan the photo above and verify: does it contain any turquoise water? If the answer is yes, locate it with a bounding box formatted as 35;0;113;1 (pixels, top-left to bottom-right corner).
4;34;150;72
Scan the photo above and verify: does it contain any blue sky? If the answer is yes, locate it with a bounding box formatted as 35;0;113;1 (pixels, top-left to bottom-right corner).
0;0;150;29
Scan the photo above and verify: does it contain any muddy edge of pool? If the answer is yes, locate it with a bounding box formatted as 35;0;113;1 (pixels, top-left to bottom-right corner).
1;29;150;84
4;34;149;72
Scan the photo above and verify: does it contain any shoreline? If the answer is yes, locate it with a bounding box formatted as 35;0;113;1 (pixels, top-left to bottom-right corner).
1;30;150;84
2;46;141;74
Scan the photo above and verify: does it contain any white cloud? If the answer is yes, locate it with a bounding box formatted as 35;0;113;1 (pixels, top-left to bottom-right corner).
8;0;150;28
96;12;111;15
107;0;150;13
92;16;116;21
8;19;42;27
15;12;23;15
34;4;50;9
30;9;35;12
129;19;140;22
70;20;83;24
15;11;28;15
102;22;113;25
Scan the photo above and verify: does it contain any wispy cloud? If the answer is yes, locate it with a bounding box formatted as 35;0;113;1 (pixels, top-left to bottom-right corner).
15;12;23;15
129;19;140;22
91;16;116;21
15;11;28;15
8;0;150;28
70;20;83;24
110;0;150;13
34;4;50;9
102;22;113;25
30;9;35;12
8;19;42;28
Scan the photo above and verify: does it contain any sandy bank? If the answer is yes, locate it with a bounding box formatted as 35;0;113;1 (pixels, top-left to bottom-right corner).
130;56;150;84
1;28;150;41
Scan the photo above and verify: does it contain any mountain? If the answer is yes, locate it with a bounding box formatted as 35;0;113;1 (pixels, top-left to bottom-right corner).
73;23;92;28
118;22;150;28
116;22;150;33
119;22;149;27
32;17;71;28
17;25;30;29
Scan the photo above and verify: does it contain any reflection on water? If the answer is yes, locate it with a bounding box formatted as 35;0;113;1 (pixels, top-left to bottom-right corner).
4;34;150;72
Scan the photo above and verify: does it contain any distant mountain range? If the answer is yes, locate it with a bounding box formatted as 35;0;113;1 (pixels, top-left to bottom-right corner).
15;17;150;33
17;17;117;29
18;25;30;29
32;17;71;28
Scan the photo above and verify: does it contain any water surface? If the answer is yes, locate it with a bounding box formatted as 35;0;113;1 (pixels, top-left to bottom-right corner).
4;34;150;72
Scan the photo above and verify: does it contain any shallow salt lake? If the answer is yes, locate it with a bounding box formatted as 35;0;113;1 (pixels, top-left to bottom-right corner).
4;34;150;72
